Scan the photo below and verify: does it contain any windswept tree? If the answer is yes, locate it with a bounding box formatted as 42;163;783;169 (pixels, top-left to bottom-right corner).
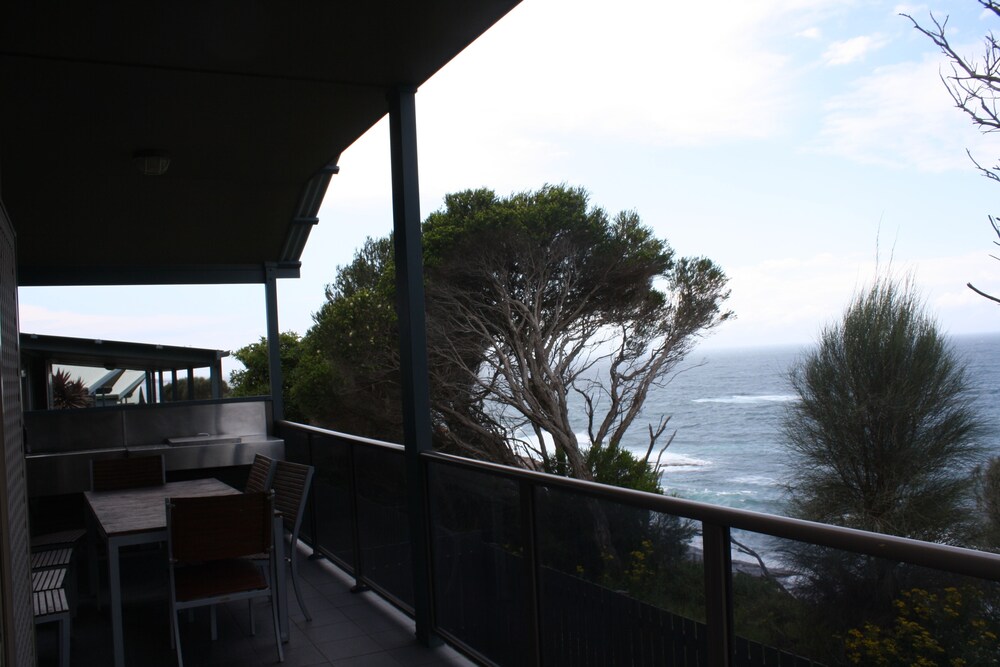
421;186;732;484
784;276;982;542
302;185;732;492
904;3;1000;302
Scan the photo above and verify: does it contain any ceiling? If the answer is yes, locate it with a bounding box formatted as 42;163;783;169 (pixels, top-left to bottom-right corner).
0;1;520;286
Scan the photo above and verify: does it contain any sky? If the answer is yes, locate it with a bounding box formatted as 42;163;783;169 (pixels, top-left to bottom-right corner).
18;0;1000;377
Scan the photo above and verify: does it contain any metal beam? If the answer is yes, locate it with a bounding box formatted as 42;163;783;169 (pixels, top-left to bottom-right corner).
388;85;437;647
18;262;302;287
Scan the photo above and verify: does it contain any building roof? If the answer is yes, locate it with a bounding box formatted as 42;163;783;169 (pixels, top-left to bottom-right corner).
0;0;520;286
20;333;227;372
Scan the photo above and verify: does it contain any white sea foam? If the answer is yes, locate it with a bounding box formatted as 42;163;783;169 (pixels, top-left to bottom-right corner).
659;452;711;469
729;475;778;487
692;394;799;404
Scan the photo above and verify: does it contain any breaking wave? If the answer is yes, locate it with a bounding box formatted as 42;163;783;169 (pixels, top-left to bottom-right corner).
692;394;799;405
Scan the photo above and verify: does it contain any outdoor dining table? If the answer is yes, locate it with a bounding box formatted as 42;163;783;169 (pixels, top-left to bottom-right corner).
85;478;288;667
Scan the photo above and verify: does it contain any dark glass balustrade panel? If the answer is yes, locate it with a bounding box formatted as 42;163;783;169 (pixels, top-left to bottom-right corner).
428;462;527;667
309;434;356;569
731;532;1000;666
354;445;412;607
281;427;356;568
281;426;310;467
535;486;707;666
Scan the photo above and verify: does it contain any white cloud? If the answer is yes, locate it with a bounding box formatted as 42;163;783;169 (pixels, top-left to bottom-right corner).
798;27;823;39
811;55;1000;170
414;0;847;155
823;34;889;65
701;250;1000;349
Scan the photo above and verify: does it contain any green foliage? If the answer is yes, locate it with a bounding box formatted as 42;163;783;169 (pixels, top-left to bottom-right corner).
783;276;982;543
229;331;307;422
51;369;90;409
844;586;1000;666
160;376;229;401
297;236;402;441
585;444;662;494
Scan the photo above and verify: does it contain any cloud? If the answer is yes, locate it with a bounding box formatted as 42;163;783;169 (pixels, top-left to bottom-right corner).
701;250;1000;349
798;27;822;39
414;0;848;154
810;55;1000;170
822;34;888;65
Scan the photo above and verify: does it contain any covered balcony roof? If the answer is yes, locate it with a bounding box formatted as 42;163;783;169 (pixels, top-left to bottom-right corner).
20;333;227;372
0;0;520;287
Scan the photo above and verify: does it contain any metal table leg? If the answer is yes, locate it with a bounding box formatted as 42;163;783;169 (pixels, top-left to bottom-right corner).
108;537;124;667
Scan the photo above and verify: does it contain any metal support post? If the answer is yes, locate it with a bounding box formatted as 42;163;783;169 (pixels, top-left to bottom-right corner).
703;523;735;667
346;442;368;588
264;263;284;422
388;84;438;646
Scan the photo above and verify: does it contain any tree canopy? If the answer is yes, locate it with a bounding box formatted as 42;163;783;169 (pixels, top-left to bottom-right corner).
160;376;229;401
229;331;308;422
299;184;732;490
783;277;982;543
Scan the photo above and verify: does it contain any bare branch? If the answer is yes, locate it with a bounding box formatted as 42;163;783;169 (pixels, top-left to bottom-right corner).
968;281;1000;303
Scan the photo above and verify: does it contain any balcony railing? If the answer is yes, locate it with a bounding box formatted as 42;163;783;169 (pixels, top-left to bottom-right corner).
277;420;1000;666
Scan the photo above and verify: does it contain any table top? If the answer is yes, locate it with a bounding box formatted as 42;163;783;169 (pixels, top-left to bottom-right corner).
85;478;238;538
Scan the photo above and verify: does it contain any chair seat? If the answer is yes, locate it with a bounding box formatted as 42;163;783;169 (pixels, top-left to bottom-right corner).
174;559;268;603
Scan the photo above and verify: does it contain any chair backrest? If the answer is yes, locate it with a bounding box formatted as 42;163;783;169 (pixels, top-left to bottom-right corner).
91;455;164;492
245;454;276;494
271;460;314;538
167;491;273;563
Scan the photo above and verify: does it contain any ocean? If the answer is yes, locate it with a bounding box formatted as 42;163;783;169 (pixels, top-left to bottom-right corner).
622;332;1000;519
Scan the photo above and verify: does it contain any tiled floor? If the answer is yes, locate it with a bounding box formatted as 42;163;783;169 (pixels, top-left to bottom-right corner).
36;544;475;667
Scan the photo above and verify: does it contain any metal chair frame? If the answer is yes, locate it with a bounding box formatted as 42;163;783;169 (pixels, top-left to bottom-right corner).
270;460;315;622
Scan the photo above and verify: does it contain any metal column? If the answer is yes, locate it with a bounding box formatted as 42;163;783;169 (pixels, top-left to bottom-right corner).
264;263;285;422
388;85;437;646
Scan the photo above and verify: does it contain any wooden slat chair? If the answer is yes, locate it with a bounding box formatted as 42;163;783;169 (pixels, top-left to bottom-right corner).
91;455;165;492
31;548;77;618
31;528;86;613
245;454;276;494
34;588;70;667
32;563;71;666
270;460;315;622
166;491;283;667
